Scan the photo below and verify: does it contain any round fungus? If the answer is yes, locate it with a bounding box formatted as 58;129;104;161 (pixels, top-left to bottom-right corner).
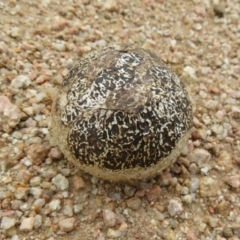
50;45;193;182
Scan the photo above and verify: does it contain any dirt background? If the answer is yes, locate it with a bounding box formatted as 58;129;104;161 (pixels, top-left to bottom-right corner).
0;0;240;240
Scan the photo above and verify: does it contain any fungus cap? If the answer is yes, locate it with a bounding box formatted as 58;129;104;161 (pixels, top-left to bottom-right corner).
50;45;192;182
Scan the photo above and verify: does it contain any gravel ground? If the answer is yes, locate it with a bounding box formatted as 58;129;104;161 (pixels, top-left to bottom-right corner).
0;0;240;240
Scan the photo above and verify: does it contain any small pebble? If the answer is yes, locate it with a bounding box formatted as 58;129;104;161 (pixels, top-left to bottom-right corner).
26;143;49;165
107;228;122;238
211;124;227;140
204;100;219;110
11;235;19;240
200;164;211;175
104;0;118;12
0;217;16;230
186;229;198;240
11;75;31;89
33;198;46;208
217;151;233;172
48;199;61;212
58;218;75;232
51;174;69;191
53;42;66;52
29;187;43;199
124;185;136;197
72;175;86;190
10;27;22;38
215;200;230;216
0;96;12;112
146;185;161;202
49;147;63;159
183;66;197;80
205;216;218;228
11;200;22;210
40;169;57;179
167;198;183;216
223;226;233;238
60;168;71;176
77;46;91;56
102;209;117;227
19;217;35;232
30;176;42;187
200;177;218;197
34;215;42;229
15;187;29;200
19;202;31;212
187;149;211;165
73;204;83;214
182;194;193;204
126;197;141;210
224;175;240;188
119;221;128;234
161;171;172;186
3;104;23;128
63;200;73;217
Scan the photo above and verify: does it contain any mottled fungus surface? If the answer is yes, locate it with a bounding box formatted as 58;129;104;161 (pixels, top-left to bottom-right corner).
50;45;192;181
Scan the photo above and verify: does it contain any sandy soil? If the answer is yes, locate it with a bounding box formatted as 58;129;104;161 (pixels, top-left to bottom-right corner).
0;0;240;239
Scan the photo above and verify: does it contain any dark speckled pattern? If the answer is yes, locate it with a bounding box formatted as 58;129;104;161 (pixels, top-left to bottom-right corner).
56;45;192;171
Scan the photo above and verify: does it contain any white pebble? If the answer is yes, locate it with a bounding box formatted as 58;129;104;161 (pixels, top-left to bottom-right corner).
102;209;117;227
224;175;240;188
193;23;202;30
187;148;211;165
52;174;69;191
200;164;212;175
189;178;200;193
0;96;12;112
10;27;21;38
35;91;47;103
2;175;12;184
211;124;228;140
225;97;236;105
107;228;122;238
53;42;66;52
21;157;33;167
167;198;183;216
199;177;218;197
11;75;31;89
33;198;46;208
23;107;34;116
182;194;193;204
58;218;75;232
0;217;16;230
48;199;61;211
11;235;19;240
201;67;212;75
30;176;42;187
29;187;43;199
204;100;219;110
41;128;49;135
20;202;31;211
19;217;34;232
3;104;23;127
34;215;42;229
94;39;107;48
73;204;83;214
104;0;118;11
183;66;197;80
12;131;23;139
15;187;29;200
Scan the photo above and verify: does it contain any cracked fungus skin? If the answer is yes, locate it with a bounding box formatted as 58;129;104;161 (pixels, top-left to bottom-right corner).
50;45;193;182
